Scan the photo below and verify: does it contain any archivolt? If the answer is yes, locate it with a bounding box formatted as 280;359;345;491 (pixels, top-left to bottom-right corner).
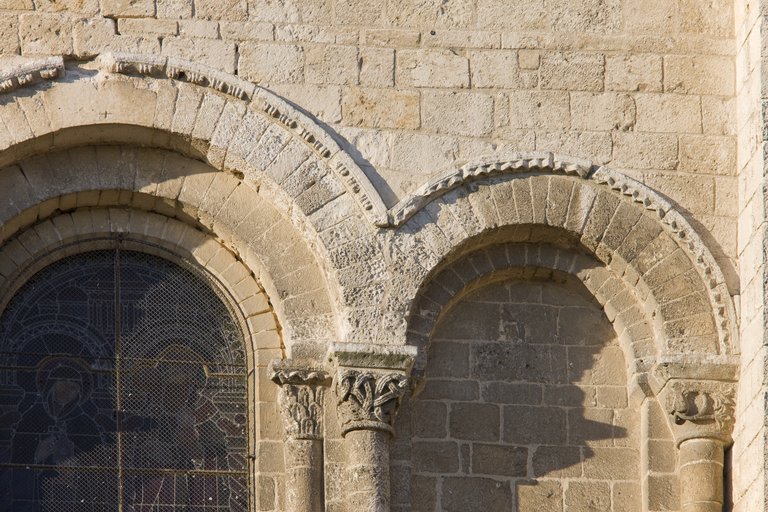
0;146;334;357
383;154;738;364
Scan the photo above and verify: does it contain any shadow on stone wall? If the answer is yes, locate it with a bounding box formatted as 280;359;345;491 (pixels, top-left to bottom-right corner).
393;260;638;511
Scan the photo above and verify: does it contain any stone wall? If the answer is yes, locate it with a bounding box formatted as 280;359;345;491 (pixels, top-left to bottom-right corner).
0;1;752;511
394;272;641;511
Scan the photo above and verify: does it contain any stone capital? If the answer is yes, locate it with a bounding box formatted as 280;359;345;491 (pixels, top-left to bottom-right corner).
327;343;416;436
335;369;409;436
659;378;736;446
269;360;332;441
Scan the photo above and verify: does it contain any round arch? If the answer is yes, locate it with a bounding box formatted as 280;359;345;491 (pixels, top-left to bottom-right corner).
0;145;334;357
380;153;738;375
0;53;389;345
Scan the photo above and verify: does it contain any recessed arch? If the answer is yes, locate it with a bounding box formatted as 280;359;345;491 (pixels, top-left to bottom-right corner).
381;155;738;369
0;145;334;357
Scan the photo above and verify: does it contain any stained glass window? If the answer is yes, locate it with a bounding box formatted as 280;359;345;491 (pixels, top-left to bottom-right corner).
0;248;249;511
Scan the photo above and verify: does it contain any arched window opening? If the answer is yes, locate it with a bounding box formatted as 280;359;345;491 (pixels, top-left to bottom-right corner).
0;245;249;511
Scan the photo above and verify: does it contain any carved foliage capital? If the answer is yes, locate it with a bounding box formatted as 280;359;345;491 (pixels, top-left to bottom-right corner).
271;367;331;441
664;380;736;444
335;369;408;436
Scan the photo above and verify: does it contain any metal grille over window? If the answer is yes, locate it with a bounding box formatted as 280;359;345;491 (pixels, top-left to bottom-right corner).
0;248;249;511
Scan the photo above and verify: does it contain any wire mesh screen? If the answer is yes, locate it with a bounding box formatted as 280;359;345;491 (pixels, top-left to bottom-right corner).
0;248;249;511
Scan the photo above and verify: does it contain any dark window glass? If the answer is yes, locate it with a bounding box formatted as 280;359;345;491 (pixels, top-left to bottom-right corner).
0;249;248;511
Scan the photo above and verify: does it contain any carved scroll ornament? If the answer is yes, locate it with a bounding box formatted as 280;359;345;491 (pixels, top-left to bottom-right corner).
336;369;408;436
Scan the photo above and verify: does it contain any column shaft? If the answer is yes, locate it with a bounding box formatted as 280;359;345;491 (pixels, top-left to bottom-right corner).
679;438;724;512
285;438;324;512
345;429;390;512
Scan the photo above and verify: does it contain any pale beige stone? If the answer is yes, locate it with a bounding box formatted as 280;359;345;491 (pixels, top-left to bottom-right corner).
634;93;702;134
342;88;419;129
605;54;663;92
195;0;247;21
239;42;304;83
249;0;301;23
74;17;161;58
359;47;394;87
509;90;570;131
396;48;469;88
665;55;736;96
422;90;493;136
540;51;605;91
385;0;474;29
549;0;622;33
305;44;358;85
19;13;72;56
156;0;193;18
477;0;546;29
162;37;237;73
272;83;342;122
571;92;636;131
363;28;420;47
100;0;154;17
118;18;178;36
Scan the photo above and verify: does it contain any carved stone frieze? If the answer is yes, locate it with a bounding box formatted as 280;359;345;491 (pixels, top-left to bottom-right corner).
335;369;408;436
662;379;736;445
270;364;331;441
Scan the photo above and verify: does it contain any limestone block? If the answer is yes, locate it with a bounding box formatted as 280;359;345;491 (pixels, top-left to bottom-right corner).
679;135;736;175
515;49;538;69
396;49;469;88
390;132;458;174
477;0;546;29
195;0;247;21
334;0;384;25
473;444;527;476
549;0;622;33
565;481;611;512
249;0;301;23
119;18;178;36
156;0;193;18
635;93;702;134
219;20;274;40
612;132;678;169
664;55;735;95
509;90;570;130
239;42;304;84
0;0;32;8
73;17;161;58
36;0;98;14
100;0;154;17
605;54;663;92
423;29;499;49
272;83;341;122
702;96;735;135
623;0;677;33
422;90;493;137
385;0;474;28
679;0;734;36
19;13;73;56
516;480;563;512
536;131;612;164
363;28;420;47
540;51;605;92
305;44;358;85
0;14;19;55
162;37;237;74
359;47;394;87
643;173;715;214
342;87;419;129
470;50;525;89
571;92;636;131
442;477;514;510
